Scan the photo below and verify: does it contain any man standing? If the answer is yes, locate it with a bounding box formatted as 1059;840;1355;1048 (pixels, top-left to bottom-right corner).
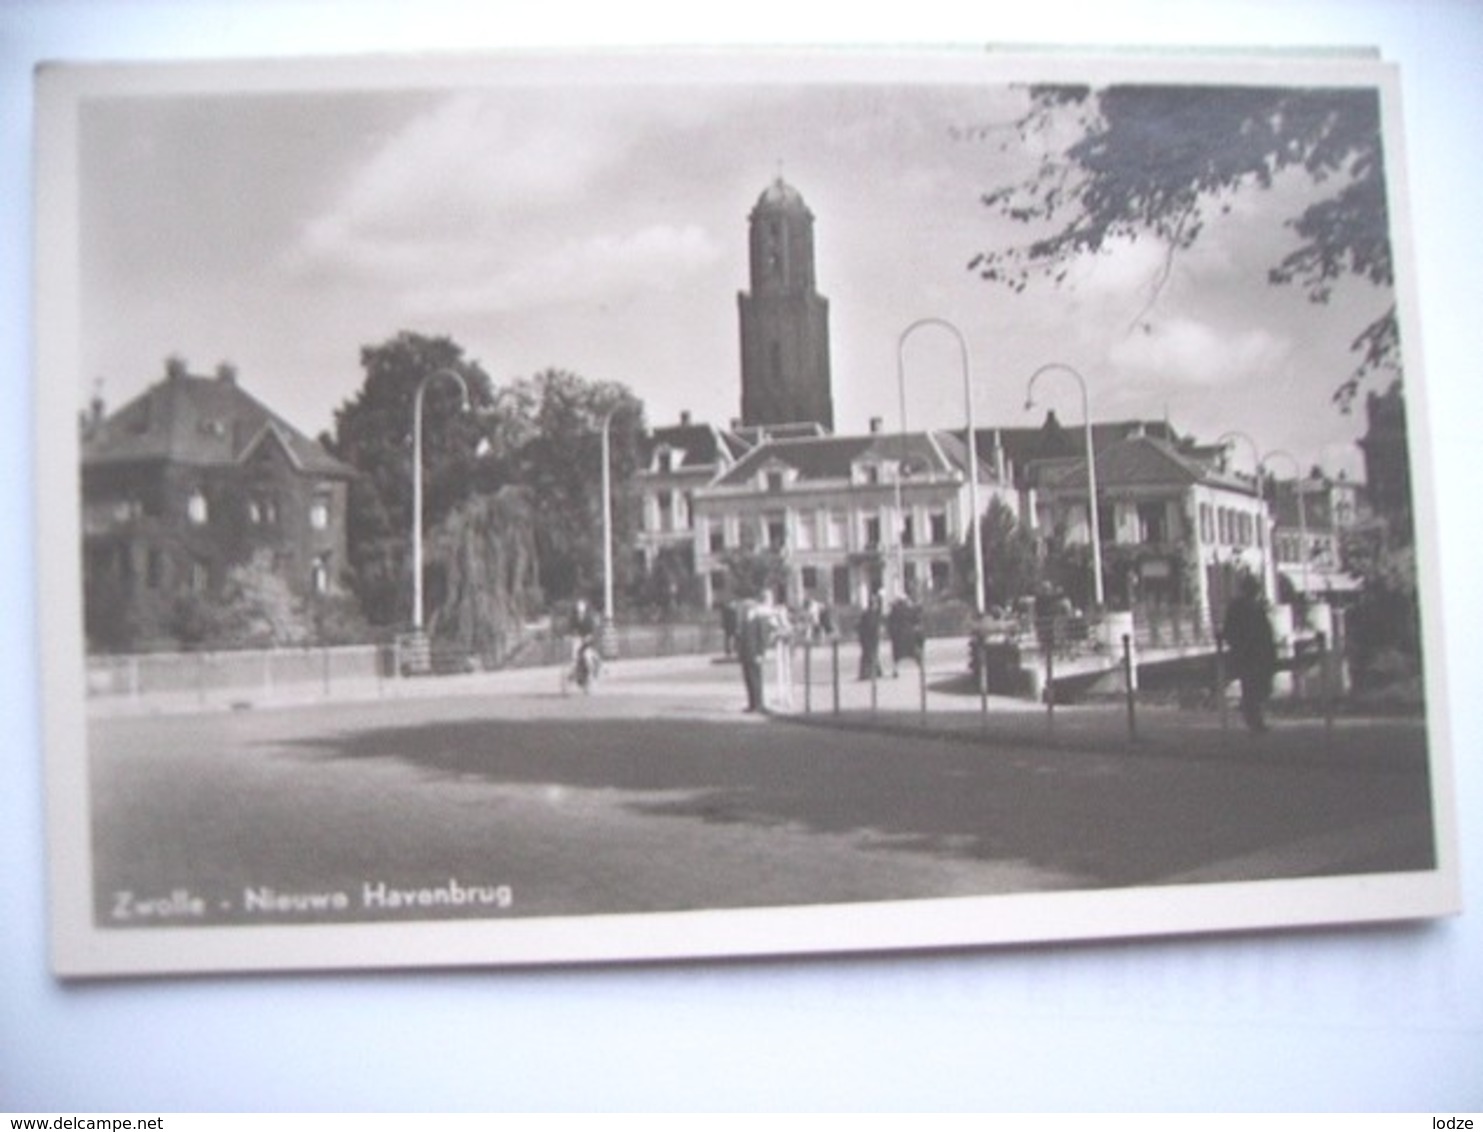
735;595;766;713
1222;574;1279;732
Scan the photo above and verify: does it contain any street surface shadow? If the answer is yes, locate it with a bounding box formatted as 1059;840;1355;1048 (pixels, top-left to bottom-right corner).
276;713;1436;888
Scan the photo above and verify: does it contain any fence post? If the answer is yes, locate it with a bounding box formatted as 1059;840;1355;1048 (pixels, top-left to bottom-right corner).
804;641;813;714
1318;630;1334;731
1122;633;1137;743
1215;634;1228;731
870;649;878;713
918;637;928;719
1044;620;1056;737
322;647;332;699
831;637;840;715
975;635;989;728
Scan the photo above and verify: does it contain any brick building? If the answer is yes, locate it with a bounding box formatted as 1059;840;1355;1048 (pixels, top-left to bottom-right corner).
80;359;354;649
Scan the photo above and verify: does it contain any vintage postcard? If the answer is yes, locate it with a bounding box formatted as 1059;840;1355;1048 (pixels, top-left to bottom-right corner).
35;47;1459;977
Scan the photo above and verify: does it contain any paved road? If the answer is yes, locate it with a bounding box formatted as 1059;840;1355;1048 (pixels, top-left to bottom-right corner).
87;652;1438;929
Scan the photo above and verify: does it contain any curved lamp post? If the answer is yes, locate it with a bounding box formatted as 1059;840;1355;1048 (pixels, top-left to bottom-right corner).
1025;362;1104;609
411;367;471;634
897;318;984;614
1261;448;1309;600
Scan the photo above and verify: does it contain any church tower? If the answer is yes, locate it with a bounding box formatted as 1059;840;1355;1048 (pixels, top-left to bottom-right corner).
738;177;834;432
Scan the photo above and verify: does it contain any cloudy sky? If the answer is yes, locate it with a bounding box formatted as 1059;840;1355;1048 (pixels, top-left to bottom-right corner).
75;57;1401;479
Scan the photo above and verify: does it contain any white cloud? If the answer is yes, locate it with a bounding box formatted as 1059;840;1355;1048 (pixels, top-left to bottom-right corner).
283;91;728;317
1107;316;1292;390
404;223;723;315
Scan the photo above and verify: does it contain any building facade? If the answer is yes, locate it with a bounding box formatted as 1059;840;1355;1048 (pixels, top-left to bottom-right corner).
690;426;1010;611
1020;428;1271;624
81;359;355;649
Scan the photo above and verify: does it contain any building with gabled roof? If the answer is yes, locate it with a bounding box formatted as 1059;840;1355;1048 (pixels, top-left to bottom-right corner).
689;421;1014;610
634;412;753;583
80;358;355;650
1023;428;1269;622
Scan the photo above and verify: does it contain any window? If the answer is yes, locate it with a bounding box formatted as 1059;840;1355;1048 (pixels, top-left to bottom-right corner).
865;516;882;548
801;566;819;593
826;511;848;550
1200;502;1213;543
310;492;331;531
930;560;951;593
311;553;331;595
146;549;164;590
929;511;948;545
765;470;785;493
766;514;786;550
655;491;674;533
860;465;880;485
794;511;815;551
656;448;673;474
186;489;209;525
709;525;726;554
1137;502;1167;545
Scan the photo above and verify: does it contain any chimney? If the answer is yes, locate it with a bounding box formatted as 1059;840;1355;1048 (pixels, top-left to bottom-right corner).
216;362;238;386
869;416;883;434
165;355;188;381
679;410;691;426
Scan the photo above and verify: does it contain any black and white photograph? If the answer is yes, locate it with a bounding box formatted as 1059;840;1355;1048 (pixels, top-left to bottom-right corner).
35;47;1458;978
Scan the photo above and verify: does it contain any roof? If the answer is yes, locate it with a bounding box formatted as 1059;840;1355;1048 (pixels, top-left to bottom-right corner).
973;416;1185;473
713;430;973;488
751;176;811;216
1033;433;1253;494
642;421;749;470
82;368;354;478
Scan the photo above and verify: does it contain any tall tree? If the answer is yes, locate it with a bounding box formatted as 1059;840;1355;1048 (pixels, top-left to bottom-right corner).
322;332;496;627
325;340;647;630
965;496;1042;611
495;368;645;605
427;486;542;662
971;84;1397;408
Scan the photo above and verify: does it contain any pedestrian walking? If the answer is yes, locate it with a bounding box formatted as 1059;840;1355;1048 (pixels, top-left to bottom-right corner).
887;593;923;678
1222;573;1278;732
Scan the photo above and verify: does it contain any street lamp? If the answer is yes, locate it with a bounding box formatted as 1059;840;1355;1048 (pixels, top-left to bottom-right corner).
411;367;471;634
1260;448;1309;600
897;318;984;614
1025;363;1104;609
599;406;619;624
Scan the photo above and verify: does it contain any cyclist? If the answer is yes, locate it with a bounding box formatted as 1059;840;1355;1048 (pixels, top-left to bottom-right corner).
566;597;603;689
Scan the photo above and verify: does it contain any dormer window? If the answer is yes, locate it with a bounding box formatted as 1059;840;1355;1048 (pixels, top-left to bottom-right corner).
656;447;674;474
765;470;784;493
859;464;880;486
